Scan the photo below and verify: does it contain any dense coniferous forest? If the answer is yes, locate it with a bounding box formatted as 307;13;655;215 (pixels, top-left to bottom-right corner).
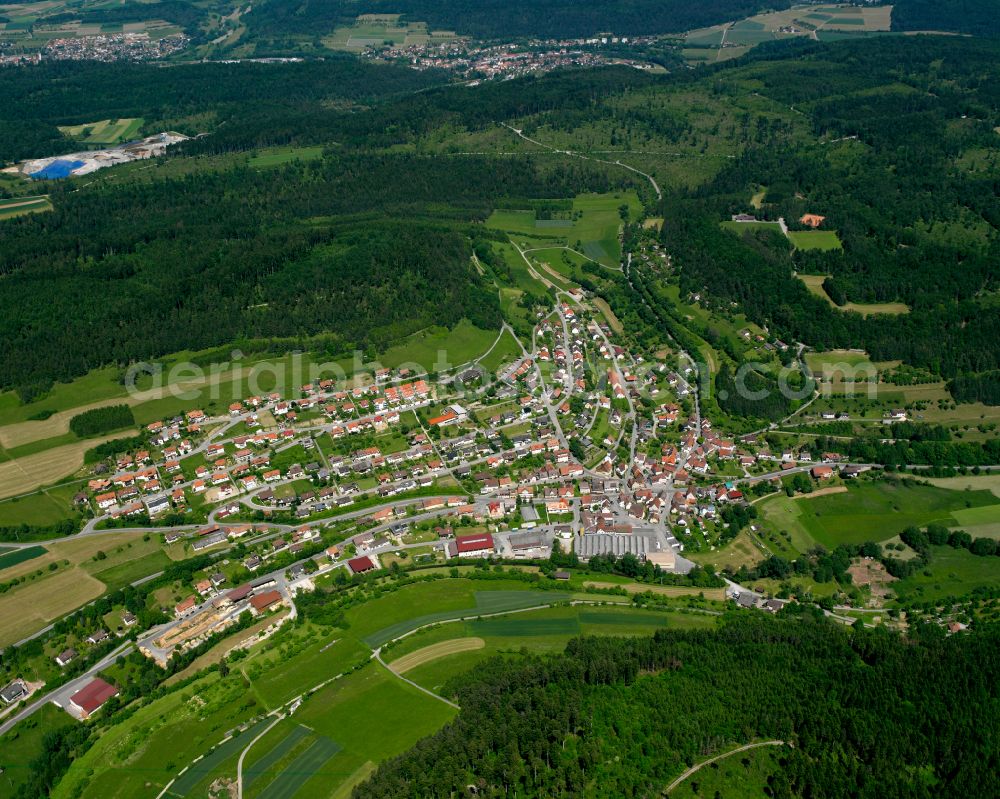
356;615;1000;798
0;154;618;394
0;59;446;163
891;0;1000;37
659;37;1000;384
1;36;997;407
68;404;135;437
242;0;792;46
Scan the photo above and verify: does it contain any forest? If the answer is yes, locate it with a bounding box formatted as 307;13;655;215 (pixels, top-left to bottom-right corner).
356;613;999;798
0;58;446;164
68;405;135;437
242;0;791;48
658;37;1000;385
1;36;997;412
891;0;1000;38
0;153;618;396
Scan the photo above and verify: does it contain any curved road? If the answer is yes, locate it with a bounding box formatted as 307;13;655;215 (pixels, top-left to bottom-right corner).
664;740;786;794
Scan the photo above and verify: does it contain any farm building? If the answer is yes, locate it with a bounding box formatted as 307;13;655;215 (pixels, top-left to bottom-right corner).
576;533;658;561
69;677;119;718
508;530;549;558
250;590;283;614
450;533;495;558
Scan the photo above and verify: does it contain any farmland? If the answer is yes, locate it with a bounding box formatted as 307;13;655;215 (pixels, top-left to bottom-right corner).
798;274;910;316
249;664;456;799
757;480;1000;550
0;195;52;220
0;545;46;571
890;545;1000;603
383;602;719;694
683;4;893;63
0;532;181;645
0;566;104;646
45;570;724;799
323;15;461;52
58;118;144;146
487;191;641;269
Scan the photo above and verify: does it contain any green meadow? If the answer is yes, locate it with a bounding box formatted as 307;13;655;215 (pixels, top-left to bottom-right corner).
758;480;1000;550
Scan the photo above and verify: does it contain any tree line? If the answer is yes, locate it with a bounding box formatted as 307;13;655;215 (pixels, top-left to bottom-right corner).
355;613;1000;797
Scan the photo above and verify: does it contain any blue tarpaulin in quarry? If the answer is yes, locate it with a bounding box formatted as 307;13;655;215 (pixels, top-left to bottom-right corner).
30;159;85;179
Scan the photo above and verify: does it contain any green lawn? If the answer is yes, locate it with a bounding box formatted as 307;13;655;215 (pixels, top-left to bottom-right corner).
478;328;522;374
85;549;174;592
249;146;325;168
378;320;498;371
0;704;75;799
487;192;640;269
246;629;370;710
281;662;458;798
52;672;262;799
759;481;1000;549
787;229;843;251
892;545;1000;603
0;485;80;527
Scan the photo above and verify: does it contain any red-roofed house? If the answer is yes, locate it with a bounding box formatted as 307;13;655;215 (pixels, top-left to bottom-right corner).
348;555;377;574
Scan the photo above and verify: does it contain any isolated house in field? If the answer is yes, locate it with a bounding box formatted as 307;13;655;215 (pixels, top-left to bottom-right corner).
69;677;118;718
799;213;826;228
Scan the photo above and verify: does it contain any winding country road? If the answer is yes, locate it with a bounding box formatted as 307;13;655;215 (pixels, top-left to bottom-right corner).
664;740;786;793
